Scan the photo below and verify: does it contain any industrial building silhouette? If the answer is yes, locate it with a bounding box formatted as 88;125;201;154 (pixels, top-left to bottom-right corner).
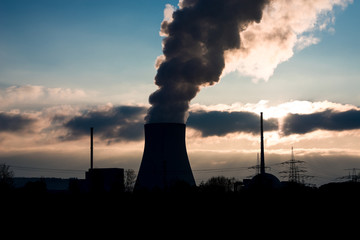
243;112;281;190
134;112;282;191
71;127;125;193
135;123;196;191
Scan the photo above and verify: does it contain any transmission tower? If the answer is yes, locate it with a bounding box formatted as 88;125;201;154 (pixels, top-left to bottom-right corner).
280;147;307;184
337;168;360;182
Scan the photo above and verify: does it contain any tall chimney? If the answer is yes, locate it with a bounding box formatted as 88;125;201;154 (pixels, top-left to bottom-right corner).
246;112;281;190
90;127;94;170
260;112;265;174
135;123;196;191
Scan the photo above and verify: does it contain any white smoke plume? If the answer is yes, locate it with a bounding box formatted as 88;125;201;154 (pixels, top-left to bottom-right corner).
224;0;353;81
146;0;352;124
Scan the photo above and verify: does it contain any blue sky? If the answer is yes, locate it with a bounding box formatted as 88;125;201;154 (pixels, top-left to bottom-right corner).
0;0;359;185
1;0;359;105
0;1;172;97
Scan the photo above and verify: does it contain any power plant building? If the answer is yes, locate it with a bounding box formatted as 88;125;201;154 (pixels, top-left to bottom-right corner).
71;127;125;193
85;168;124;193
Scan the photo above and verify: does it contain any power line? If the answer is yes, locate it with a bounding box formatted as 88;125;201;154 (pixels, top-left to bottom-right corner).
336;168;360;182
7;164;85;175
193;166;249;173
4;162;340;186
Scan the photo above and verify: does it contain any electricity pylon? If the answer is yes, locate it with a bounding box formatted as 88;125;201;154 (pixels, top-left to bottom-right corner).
280;147;307;184
337;168;360;182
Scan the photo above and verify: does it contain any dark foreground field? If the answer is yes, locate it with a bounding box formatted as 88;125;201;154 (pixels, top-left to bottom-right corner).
1;182;359;237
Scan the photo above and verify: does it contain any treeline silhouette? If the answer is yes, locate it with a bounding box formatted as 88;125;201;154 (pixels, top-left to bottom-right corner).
2;175;360;206
2;175;360;233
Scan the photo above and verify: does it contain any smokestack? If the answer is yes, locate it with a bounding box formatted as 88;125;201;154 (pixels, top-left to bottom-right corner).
260;112;265;174
245;112;281;190
135;123;195;191
90;127;93;170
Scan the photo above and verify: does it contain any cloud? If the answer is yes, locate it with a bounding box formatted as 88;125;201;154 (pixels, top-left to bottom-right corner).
187;101;360;137
0;101;358;186
282;109;360;135
0;85;88;110
223;0;353;81
61;105;280;140
190;99;359;120
1;101;358;147
187;110;278;137
60;105;147;143
0;112;36;133
295;35;320;51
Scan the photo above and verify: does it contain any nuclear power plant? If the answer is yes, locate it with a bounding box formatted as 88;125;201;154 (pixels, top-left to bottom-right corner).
135;114;282;191
134;123;196;191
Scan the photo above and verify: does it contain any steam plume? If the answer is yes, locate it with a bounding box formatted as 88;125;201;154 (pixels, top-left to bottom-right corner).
146;0;270;123
145;0;352;124
224;0;353;81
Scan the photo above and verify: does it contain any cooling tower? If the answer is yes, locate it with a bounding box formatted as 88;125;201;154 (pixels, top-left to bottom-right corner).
134;123;196;191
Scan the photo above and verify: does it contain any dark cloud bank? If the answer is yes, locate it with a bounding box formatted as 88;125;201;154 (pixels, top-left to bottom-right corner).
187;111;278;137
282;109;360;135
59;107;278;141
59;106;147;143
1;106;359;142
57;106;360;142
0;112;35;133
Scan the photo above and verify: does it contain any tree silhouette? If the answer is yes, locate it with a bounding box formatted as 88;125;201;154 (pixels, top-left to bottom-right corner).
199;176;238;193
0;163;14;191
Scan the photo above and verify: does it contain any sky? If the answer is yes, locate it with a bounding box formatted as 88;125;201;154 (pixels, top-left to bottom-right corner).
0;0;359;186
